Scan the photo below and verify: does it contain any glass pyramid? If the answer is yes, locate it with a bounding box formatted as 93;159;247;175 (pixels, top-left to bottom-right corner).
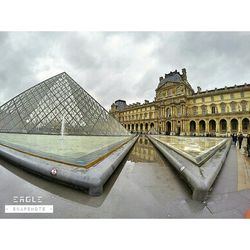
0;72;129;136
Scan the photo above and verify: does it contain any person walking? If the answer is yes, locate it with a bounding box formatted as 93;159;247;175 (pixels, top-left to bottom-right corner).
247;134;250;157
232;133;237;145
238;133;244;149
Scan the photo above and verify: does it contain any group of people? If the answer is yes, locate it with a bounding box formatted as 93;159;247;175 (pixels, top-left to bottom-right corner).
231;133;250;157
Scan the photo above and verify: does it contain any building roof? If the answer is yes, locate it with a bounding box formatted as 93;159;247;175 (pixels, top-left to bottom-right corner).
157;70;183;88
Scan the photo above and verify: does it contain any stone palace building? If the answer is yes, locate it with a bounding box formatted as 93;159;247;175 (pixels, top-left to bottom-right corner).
110;68;250;136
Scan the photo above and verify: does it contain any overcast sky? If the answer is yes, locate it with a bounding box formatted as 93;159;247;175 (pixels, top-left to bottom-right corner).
0;32;250;110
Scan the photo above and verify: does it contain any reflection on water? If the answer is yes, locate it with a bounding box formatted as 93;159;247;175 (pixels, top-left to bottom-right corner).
152;135;227;157
0;134;192;215
151;135;227;165
128;136;161;163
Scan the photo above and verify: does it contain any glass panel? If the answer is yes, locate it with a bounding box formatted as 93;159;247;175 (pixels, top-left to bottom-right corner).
0;72;129;136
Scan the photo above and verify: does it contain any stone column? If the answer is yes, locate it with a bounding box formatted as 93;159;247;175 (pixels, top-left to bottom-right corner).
238;117;242;133
205;119;209;134
171;120;174;135
227;119;231;134
195;120;198;135
215;118;219;136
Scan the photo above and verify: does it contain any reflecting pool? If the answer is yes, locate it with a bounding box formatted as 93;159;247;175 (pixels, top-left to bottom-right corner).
151;135;228;165
0;133;132;167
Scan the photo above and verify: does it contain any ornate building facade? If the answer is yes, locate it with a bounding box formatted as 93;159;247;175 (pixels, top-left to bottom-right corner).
110;69;250;136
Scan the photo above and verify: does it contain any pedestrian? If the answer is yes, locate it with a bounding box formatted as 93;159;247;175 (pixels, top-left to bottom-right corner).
238;133;244;149
247;134;250;157
232;133;237;145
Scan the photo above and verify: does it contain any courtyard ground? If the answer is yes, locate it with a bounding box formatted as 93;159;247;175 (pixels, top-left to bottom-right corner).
0;136;249;218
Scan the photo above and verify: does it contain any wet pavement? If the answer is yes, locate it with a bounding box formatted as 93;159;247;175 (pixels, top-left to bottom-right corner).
0;136;249;218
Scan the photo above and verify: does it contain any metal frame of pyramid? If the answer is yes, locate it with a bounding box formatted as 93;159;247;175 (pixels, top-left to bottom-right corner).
0;72;129;136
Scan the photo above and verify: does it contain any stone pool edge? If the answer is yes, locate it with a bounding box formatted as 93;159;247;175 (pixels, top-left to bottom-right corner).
147;135;231;201
0;135;139;196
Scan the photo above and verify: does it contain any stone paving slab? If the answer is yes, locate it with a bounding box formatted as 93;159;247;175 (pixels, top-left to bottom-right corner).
239;189;250;200
206;191;250;216
166;199;213;218
210;209;243;218
211;145;238;194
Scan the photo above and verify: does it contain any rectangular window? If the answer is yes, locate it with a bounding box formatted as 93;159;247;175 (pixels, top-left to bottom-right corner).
221;105;225;113
211;106;216;114
242;102;247;111
231;103;236;112
192;107;198;115
202;106;207;115
220;95;224;101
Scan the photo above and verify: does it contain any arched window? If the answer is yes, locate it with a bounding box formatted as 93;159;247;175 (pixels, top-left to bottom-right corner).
140;123;143;131
190;121;196;132
231;119;238;132
199;120;206;132
242;118;249;131
209;120;216;132
166;121;171;135
220;119;227;132
135;124;139;131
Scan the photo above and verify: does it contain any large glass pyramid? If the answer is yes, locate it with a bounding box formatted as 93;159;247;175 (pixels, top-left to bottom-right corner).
0;72;128;136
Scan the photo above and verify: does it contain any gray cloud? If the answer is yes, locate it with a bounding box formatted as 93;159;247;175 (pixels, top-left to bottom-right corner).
0;32;250;110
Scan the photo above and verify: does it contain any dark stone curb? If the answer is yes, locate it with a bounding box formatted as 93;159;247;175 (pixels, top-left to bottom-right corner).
0;136;138;196
147;135;231;201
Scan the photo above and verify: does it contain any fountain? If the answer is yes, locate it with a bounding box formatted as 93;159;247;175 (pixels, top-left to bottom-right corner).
61;115;65;139
0;72;135;196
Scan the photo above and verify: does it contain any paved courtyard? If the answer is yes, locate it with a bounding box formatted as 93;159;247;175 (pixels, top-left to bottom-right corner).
0;136;249;218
